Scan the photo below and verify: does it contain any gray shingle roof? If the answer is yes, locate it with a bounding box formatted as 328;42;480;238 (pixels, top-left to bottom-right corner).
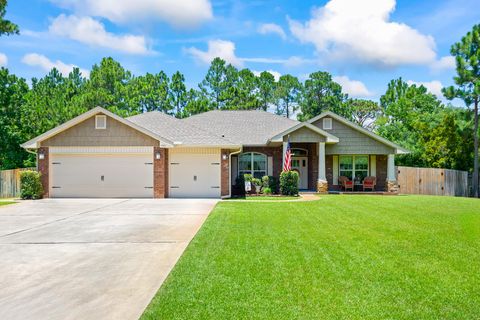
127;111;238;146
181;110;300;145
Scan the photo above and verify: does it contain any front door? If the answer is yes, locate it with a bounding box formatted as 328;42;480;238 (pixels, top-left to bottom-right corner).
291;157;308;189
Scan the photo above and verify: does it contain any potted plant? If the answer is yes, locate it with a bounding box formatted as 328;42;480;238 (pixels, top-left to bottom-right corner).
251;178;262;194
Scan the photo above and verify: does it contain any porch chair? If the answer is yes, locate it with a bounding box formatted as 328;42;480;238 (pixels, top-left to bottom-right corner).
338;176;354;191
362;176;376;191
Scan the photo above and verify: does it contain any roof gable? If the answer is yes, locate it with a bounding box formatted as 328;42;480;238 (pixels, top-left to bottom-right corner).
308;111;409;154
269;122;339;143
21;107;174;149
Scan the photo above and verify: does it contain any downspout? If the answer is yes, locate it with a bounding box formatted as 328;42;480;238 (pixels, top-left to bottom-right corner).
221;147;243;199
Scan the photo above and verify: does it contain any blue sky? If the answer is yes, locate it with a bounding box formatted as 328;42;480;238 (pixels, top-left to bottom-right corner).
1;0;479;105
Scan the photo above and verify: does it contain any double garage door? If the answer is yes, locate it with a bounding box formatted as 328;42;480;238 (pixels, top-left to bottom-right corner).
49;147;221;198
50;149;154;198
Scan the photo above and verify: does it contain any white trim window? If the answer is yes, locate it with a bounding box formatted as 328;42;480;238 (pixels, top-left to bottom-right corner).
339;155;369;183
95;115;107;129
323;117;332;130
238;152;267;179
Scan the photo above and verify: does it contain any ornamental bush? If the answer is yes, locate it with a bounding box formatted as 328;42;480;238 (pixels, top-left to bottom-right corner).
279;171;299;196
262;175;278;193
263;187;272;195
20;170;43;200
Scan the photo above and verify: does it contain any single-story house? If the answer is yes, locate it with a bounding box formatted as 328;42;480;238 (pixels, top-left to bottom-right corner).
21;106;408;198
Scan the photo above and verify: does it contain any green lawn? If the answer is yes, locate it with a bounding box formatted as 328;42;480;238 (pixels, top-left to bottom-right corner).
228;195;300;201
142;195;480;319
0;201;15;207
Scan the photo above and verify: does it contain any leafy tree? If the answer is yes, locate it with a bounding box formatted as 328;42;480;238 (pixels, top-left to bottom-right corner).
256;71;276;111
0;68;28;169
442;24;480;197
376;78;444;167
298;71;347;121
230;68;259;110
22;68;87;142
79;57;133;116
183;89;210;116
169;71;187;117
128;71;171;114
199;57;228;109
274;74;301;118
0;0;18;36
348;99;381;129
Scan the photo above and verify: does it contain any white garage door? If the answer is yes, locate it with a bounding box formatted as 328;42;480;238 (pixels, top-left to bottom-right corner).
169;149;221;198
50;150;154;198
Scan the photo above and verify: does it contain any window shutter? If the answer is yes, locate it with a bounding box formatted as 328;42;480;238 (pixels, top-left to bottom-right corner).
267;156;273;176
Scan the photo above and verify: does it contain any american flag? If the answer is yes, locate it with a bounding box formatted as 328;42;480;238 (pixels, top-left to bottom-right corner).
283;138;292;172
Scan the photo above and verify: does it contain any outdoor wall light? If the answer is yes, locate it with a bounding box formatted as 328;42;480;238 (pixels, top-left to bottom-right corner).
38;152;45;160
155;152;161;160
222;154;228;161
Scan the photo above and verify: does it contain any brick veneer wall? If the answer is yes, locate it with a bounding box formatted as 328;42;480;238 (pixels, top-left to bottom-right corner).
221;149;230;197
376;155;387;191
37;147;49;198
154;147;168;198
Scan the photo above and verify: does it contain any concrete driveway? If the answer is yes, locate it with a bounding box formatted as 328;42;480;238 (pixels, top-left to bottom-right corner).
0;198;218;320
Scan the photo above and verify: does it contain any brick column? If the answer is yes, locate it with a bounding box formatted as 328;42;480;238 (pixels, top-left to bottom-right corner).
37;147;49;198
221;149;230;197
153;147;168;198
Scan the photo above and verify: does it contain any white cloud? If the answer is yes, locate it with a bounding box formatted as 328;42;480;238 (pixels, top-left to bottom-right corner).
0;53;7;66
431;55;455;72
333;75;372;97
407;80;444;98
51;0;213;28
186;39;312;68
49;14;150;55
289;0;437;67
22;53;90;77
258;23;287;40
186;39;244;67
253;70;282;81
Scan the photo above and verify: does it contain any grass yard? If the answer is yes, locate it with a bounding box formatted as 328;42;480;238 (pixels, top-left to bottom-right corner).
228;195;300;201
142;195;480;320
0;201;15;207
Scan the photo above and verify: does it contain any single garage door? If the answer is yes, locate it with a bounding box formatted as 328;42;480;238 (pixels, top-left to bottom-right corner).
50;150;154;198
169;149;221;198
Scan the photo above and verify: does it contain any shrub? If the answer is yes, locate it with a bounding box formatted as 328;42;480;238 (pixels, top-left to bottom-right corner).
263;187;272;195
262;175;278;194
235;175;246;196
20;170;43;200
280;171;299;196
243;174;253;182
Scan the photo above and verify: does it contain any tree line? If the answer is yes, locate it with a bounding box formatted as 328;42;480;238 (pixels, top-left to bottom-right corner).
0;1;478;196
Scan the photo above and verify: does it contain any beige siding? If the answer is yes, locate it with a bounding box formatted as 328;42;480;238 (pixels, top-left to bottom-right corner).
312;117;395;154
283;127;326;143
41;114;159;147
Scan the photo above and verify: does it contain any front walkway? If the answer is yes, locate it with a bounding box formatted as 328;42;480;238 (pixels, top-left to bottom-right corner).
0;198;217;320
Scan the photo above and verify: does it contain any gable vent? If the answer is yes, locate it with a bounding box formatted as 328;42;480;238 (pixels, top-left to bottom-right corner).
323;117;332;130
95;115;107;129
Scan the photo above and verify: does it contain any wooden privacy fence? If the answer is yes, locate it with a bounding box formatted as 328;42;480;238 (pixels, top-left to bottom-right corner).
396;166;469;197
0;168;36;198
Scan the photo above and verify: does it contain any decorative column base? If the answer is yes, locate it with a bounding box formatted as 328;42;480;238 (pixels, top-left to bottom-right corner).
387;180;399;193
317;179;328;194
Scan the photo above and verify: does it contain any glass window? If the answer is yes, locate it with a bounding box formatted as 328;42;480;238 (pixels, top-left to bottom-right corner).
291;148;308;156
339;155;369;183
339;156;353;180
354;156;369;182
238;152;267;179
